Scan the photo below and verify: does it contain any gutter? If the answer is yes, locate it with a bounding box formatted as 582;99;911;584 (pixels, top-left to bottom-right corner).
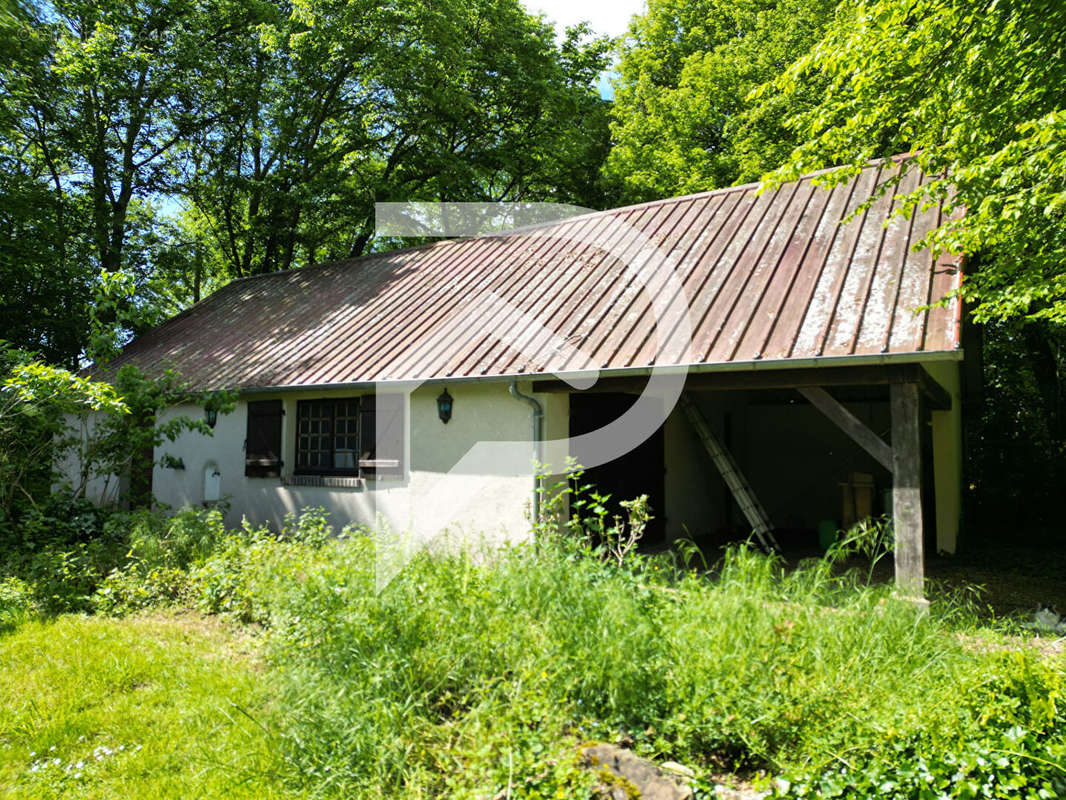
234;350;966;396
508;380;544;525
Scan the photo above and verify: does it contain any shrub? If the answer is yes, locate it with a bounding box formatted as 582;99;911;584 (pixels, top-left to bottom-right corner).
773;651;1066;798
0;576;38;632
91;507;231;615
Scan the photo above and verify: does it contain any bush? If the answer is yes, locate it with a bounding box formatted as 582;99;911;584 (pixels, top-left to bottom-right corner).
0;576;38;632
92;507;232;615
0;493;124;614
774;650;1066;799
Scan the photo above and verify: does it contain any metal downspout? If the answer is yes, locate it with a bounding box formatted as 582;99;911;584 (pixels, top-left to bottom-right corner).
508;380;544;523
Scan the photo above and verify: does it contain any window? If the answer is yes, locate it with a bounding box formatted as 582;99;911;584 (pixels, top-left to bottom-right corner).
295;394;403;478
246;399;283;477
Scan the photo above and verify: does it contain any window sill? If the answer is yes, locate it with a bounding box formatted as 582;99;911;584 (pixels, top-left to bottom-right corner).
283;474;365;489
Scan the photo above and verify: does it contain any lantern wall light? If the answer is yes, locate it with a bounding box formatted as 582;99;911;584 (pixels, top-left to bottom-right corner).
436;388;453;424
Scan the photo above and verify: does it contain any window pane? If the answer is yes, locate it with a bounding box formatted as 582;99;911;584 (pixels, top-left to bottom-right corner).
333;399;360;472
297;401;334;472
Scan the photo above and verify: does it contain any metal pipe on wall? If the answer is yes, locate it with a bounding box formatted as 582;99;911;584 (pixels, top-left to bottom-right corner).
508;380;543;524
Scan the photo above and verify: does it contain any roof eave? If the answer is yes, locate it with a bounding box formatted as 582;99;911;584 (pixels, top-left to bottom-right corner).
231;349;965;396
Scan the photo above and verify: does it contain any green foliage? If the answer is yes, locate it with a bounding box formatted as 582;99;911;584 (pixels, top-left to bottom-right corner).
533;462;653;568
74;365;235;506
0;351;127;521
606;0;837;203
774;652;1066;798
92;508;230;615
0;342;232;517
85;269;160;366
187;0;613;278
756;0;1066;323
1;0;613;359
0;576;37;633
966;320;1066;535
0;164;96;366
209;520;1058;798
3;499;1065;798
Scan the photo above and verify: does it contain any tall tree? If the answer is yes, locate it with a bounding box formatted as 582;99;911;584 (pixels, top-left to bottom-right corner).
184;0;612;277
0;0;255;362
605;0;837;204
7;0;250;275
756;0;1066;325
1;4;94;365
1;0;611;361
753;0;1066;538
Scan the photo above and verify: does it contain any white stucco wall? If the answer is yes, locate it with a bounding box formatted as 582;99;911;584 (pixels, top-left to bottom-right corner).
60;365;962;554
150;381;564;545
925;360;964;554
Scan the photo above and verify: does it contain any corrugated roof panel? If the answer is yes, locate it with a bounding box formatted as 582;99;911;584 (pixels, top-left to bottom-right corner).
102;158;963;390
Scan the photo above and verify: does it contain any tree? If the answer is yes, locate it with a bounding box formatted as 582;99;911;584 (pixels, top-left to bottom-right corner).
1;0;613;358
8;0;251;275
0;0;254;361
750;0;1066;540
605;0;837;204
0;349;127;521
184;0;613;277
755;0;1066;325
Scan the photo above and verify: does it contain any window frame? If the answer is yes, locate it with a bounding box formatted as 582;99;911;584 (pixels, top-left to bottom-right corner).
293;395;404;479
294;397;361;477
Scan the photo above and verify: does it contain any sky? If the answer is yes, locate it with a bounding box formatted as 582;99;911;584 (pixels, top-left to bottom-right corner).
521;0;647;98
521;0;646;39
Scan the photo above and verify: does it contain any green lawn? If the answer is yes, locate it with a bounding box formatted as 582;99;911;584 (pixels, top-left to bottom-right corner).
0;612;297;800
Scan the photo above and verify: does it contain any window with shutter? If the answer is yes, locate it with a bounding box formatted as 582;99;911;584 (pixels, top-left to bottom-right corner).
294;394;404;479
245;399;283;477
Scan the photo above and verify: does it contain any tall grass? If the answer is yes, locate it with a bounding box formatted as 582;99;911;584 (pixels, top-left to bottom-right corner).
212;528;1045;799
4;501;1062;798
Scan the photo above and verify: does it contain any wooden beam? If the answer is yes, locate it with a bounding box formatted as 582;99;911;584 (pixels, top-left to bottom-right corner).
798;387;893;471
891;382;924;597
916;366;952;411
532;363;953;409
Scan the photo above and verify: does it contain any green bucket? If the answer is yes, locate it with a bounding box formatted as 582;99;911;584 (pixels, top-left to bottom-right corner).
817;520;838;551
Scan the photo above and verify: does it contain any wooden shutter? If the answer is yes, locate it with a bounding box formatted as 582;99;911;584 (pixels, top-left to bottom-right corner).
359;393;404;478
246;399;283;477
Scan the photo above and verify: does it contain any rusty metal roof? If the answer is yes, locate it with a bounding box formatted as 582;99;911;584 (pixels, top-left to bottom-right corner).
106;157;963;391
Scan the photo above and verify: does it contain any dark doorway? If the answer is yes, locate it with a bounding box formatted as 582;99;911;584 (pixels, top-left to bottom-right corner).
568;392;666;545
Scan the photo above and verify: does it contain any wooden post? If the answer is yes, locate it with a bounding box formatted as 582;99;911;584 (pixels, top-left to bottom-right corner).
891;382;924;597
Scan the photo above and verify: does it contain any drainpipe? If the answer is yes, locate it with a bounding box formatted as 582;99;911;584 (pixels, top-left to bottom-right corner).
508;380;544;523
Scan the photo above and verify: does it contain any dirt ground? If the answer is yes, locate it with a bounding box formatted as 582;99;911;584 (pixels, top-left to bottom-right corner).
792;540;1066;621
923;543;1066;619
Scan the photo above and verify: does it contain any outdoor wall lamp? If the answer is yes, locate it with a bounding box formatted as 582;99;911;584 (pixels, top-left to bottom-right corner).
436;388;453;424
204;407;218;428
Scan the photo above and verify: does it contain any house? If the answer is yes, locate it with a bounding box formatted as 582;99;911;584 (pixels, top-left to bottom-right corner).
77;156;967;594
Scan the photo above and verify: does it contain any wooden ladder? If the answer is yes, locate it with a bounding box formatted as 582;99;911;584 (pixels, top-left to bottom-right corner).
679;393;780;553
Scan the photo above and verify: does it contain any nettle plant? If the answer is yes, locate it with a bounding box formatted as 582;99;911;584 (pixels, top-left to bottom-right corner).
532;460;652;567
